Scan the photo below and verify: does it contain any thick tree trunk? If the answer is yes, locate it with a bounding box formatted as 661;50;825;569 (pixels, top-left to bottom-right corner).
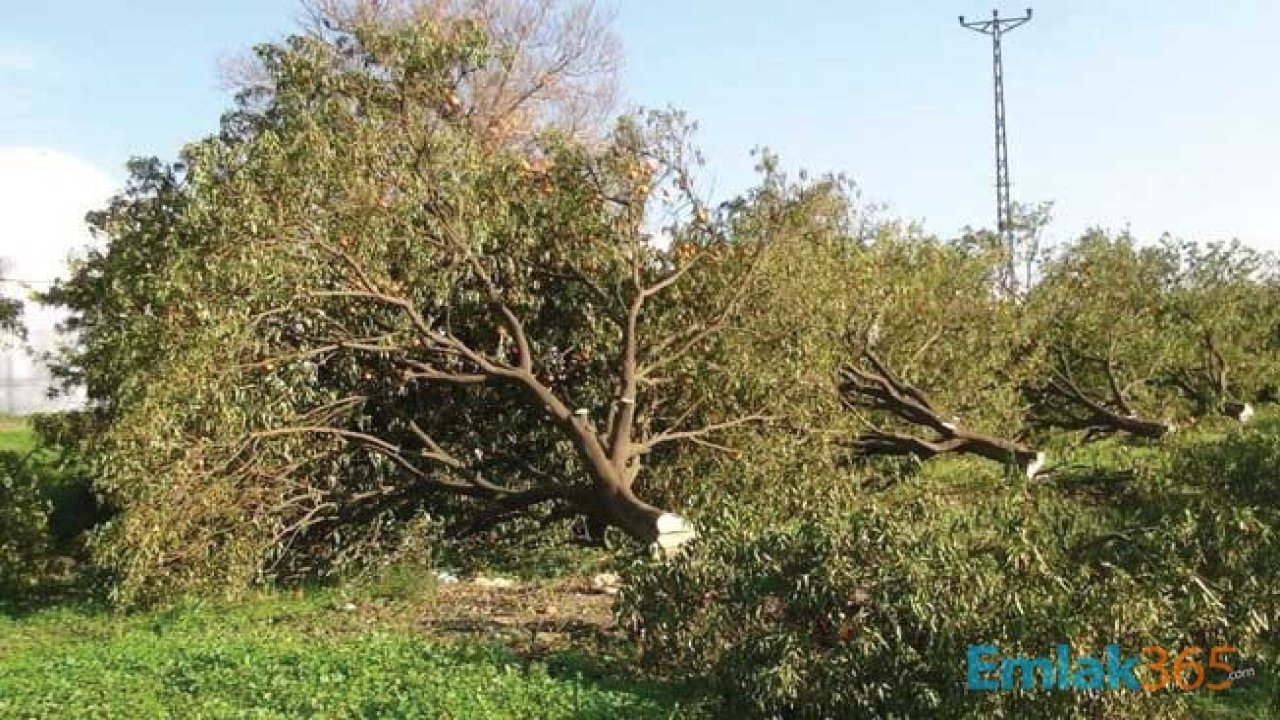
1222;402;1255;423
949;429;1037;465
848;426;1046;478
593;481;666;543
1109;413;1171;438
585;481;696;557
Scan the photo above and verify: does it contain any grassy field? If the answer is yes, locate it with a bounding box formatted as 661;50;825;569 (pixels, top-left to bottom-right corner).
0;583;718;719
0;587;1272;720
0;414;34;454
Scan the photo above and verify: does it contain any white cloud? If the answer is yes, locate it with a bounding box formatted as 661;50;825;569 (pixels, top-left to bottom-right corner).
0;146;116;285
0;147;118;412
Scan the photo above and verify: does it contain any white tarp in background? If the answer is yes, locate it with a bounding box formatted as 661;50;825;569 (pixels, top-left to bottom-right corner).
0;147;117;415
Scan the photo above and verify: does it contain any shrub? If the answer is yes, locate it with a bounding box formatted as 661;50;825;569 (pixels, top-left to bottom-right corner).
26;412;114;548
0;451;53;595
616;457;1270;719
1106;423;1280;646
0;418;111;599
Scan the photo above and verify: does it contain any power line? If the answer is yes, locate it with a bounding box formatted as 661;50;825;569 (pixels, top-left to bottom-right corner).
0;277;58;286
959;8;1033;277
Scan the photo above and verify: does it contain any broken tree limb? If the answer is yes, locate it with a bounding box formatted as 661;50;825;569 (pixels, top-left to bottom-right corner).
1222;401;1255;423
1031;349;1171;439
837;350;1045;478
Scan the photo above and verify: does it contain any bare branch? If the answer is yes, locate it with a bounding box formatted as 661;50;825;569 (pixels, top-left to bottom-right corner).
630;413;775;458
1034;348;1171;439
839;348;1042;474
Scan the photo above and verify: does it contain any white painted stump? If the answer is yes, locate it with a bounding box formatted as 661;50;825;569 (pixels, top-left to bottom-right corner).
1024;451;1047;479
650;513;697;560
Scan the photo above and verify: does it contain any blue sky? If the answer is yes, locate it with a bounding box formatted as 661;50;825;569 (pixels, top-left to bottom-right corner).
2;0;1278;250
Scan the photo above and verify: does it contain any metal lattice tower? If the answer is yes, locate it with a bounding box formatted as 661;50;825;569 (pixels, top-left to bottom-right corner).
960;8;1033;247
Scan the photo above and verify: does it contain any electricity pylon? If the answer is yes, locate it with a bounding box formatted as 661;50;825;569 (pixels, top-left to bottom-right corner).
959;8;1033;261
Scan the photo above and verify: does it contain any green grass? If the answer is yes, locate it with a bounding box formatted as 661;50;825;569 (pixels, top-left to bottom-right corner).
0;415;35;455
0;592;718;719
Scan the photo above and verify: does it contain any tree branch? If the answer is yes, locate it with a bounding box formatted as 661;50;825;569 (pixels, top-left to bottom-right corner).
839;348;1042;474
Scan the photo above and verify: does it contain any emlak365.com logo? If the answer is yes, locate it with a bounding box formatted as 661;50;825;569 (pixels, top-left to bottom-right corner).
967;644;1256;692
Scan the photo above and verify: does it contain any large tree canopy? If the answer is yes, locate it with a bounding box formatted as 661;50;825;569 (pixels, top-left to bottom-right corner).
227;0;621;149
1159;237;1280;413
46;15;830;601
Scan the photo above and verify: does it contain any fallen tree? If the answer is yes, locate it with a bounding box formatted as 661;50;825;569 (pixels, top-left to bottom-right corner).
1025;232;1184;439
838;348;1045;478
45;16;800;601
1026;232;1280;438
1029;348;1173;440
1160;239;1280;421
825;233;1046;478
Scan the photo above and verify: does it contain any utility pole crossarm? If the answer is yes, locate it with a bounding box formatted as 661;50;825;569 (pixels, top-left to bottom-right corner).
959;8;1033;34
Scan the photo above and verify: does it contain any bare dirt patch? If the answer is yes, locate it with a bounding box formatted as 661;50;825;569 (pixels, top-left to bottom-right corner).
414;576;622;657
